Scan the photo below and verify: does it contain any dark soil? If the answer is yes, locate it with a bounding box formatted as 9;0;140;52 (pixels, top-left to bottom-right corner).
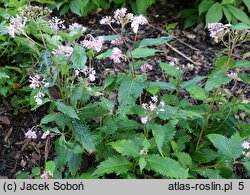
0;0;249;178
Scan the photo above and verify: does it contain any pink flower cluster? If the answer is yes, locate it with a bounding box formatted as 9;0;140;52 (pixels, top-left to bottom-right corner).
131;15;148;33
29;74;49;89
69;22;87;33
48;17;65;31
34;92;45;105
208;23;230;42
81;36;104;52
40;171;52;179
110;47;124;63
100;8;148;33
114;8;134;25
140;96;165;124
25;129;37;139
227;72;238;79
242;140;250;158
52;45;74;57
140;63;153;72
242;140;250;150
74;67;96;82
25;129;50;140
139;149;147;155
8;15;26;38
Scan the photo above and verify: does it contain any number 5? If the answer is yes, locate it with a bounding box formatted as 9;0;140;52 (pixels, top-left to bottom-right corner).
238;182;244;190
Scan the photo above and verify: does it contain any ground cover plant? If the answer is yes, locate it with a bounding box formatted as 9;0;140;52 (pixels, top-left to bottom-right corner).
0;1;250;179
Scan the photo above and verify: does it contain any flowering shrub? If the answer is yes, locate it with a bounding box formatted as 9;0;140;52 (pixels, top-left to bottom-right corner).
1;4;250;179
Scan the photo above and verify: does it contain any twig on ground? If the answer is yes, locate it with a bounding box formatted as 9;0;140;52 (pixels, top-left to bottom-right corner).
165;42;200;65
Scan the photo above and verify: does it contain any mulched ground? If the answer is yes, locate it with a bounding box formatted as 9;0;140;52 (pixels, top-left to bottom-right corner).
0;0;249;178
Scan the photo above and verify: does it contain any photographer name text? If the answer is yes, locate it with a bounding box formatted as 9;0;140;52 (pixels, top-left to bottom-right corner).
3;181;85;192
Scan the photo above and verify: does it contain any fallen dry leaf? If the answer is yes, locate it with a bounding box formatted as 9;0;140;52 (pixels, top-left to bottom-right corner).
0;116;10;125
4;126;13;143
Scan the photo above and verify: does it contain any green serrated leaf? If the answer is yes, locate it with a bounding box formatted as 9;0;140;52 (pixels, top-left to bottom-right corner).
243;161;250;173
215;56;235;69
69;120;96;153
139;156;147;173
226;5;250;25
175;152;192;169
181;76;207;89
136;0;155;14
158;105;202;120
96;49;112;59
195;168;223;179
109;140;140;157
118;76;144;107
70;0;89;16
243;0;250;12
192;148;218;163
78;102;110;120
0;71;10;79
68;28;82;43
128;48;163;59
40;113;59;124
206;3;223;25
160;62;183;78
232;22;250;30
71;46;87;69
70;85;83;108
235;60;250;68
55;101;79;119
146;154;188;178
15;36;40;57
45;161;55;175
32;167;41;176
207;133;243;160
238;72;250;84
146;82;176;94
137;36;173;47
68;153;82;174
93;156;133;176
151;124;166;155
186;85;207;100
222;6;232;23
205;71;230;91
198;0;214;15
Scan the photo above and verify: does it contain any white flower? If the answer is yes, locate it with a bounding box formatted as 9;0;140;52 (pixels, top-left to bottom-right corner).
159;101;165;107
69;22;87;33
48;17;65;31
139;149;147;155
149;102;157;111
151;95;158;103
114;8;128;20
41;131;50;139
140;63;153;72
169;61;175;66
81;36;104;52
40;171;51;179
52;45;74;57
89;73;95;82
142;103;148;109
25;130;37;139
100;16;114;25
141;117;148;124
34;92;44;105
110;47;123;63
242;140;250;150
131;15;148;33
227;72;238;79
29;74;42;89
8;15;26;38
